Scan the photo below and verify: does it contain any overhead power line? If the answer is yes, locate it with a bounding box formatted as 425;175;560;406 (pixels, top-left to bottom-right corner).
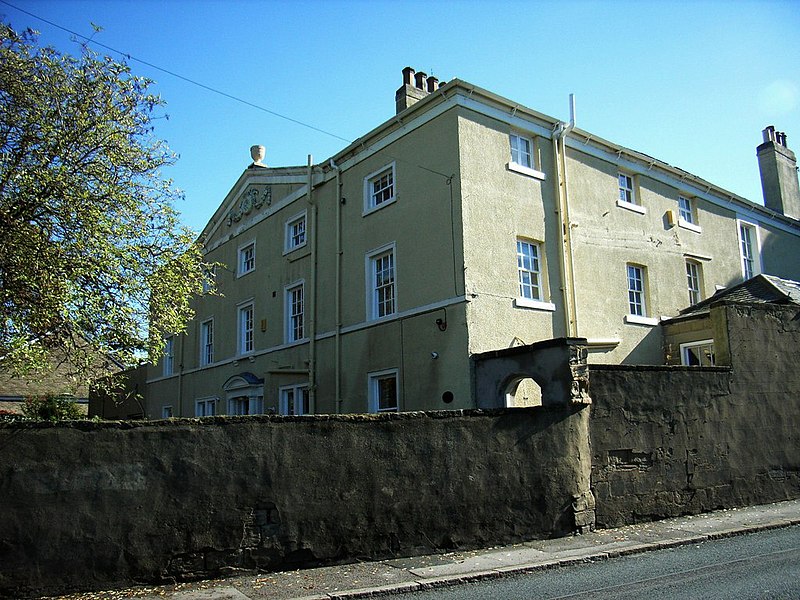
0;0;354;144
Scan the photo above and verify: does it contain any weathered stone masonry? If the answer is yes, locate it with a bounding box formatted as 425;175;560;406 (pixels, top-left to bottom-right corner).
0;406;591;598
590;303;800;527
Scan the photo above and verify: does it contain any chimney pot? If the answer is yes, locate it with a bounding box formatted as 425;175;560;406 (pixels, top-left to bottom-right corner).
763;125;776;143
414;71;428;90
426;76;439;93
402;66;415;86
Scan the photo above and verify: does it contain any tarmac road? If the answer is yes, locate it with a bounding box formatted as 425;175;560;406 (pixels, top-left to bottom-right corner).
401;524;800;599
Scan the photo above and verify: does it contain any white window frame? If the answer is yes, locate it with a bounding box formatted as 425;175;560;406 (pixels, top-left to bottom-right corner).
680;339;716;366
686;260;702;306
366;243;397;321
162;405;173;419
737;219;761;280
617;172;645;214
363;162;396;215
678;196;701;232
195;397;216;417
163;336;175;377
284;210;307;254
507;133;546;180
202;265;216;294
238;241;256;276
238;301;254;355
279;384;310;416
227;396;263;416
369;369;399;413
200;318;214;366
509;133;533;169
285;281;305;343
624;263;658;326
514;238;555;311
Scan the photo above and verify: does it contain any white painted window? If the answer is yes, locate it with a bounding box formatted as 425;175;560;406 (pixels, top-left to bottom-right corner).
195;398;216;416
202;265;216;294
678;196;701;232
686;261;702;306
163;336;175;377
285;211;307;252
364;163;396;213
238;242;255;276
369;369;399;413
200;319;214;366
238;303;254;355
627;264;646;317
618;172;636;205
162;405;173;418
738;221;760;279
517;239;542;301
228;396;263;415
510;134;533;169
280;384;310;415
286;282;304;343
367;244;396;320
678;196;693;223
680;340;716;366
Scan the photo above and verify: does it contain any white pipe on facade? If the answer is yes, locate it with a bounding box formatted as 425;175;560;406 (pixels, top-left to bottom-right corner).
552;94;579;337
330;158;343;413
307;155;317;412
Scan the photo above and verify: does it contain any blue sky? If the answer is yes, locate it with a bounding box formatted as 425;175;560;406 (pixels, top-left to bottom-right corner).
3;0;799;233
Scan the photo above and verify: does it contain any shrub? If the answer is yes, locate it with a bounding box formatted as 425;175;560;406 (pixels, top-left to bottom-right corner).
22;395;84;421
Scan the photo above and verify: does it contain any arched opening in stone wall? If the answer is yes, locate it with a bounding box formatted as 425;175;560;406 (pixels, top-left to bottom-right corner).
504;376;543;408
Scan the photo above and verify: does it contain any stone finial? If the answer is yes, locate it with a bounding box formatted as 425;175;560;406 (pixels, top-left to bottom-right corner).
250;145;266;166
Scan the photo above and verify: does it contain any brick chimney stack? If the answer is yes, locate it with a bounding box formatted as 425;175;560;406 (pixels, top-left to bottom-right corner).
395;66;441;114
757;126;800;220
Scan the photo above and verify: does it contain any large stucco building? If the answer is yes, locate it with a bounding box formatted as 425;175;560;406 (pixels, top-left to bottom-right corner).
98;68;800;419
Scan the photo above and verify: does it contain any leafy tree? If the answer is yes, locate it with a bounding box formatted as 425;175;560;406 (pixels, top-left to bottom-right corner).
0;23;210;385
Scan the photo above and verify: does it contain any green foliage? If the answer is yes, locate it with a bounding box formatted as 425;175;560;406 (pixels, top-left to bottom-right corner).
21;395;84;421
0;23;213;385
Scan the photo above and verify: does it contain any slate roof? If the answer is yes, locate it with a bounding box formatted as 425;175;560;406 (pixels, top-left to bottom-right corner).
678;274;800;318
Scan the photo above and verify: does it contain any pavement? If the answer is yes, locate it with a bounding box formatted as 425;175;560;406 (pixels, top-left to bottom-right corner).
48;499;800;600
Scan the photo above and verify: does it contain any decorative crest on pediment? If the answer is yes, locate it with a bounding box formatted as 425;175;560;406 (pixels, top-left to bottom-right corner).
226;185;272;226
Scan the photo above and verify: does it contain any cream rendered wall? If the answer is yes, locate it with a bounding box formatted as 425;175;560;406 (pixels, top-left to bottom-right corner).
332;107;471;412
458;110;565;356
564;147;800;364
146;109;473;416
760;220;800;280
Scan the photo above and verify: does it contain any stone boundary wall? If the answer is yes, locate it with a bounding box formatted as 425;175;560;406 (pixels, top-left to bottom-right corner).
589;303;800;528
0;407;589;598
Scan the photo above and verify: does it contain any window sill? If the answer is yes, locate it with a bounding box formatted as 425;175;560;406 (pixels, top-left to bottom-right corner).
362;197;397;217
237;269;255;279
506;162;546;181
514;297;556;312
282;242;308;257
624;314;659;326
678;218;702;234
616;199;646;215
284;248;311;263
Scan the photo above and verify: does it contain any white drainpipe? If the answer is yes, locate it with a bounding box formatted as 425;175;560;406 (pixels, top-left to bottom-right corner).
552;94;579;337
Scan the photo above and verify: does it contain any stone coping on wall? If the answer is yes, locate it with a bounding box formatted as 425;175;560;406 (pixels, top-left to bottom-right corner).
0;406;575;431
589;364;731;373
